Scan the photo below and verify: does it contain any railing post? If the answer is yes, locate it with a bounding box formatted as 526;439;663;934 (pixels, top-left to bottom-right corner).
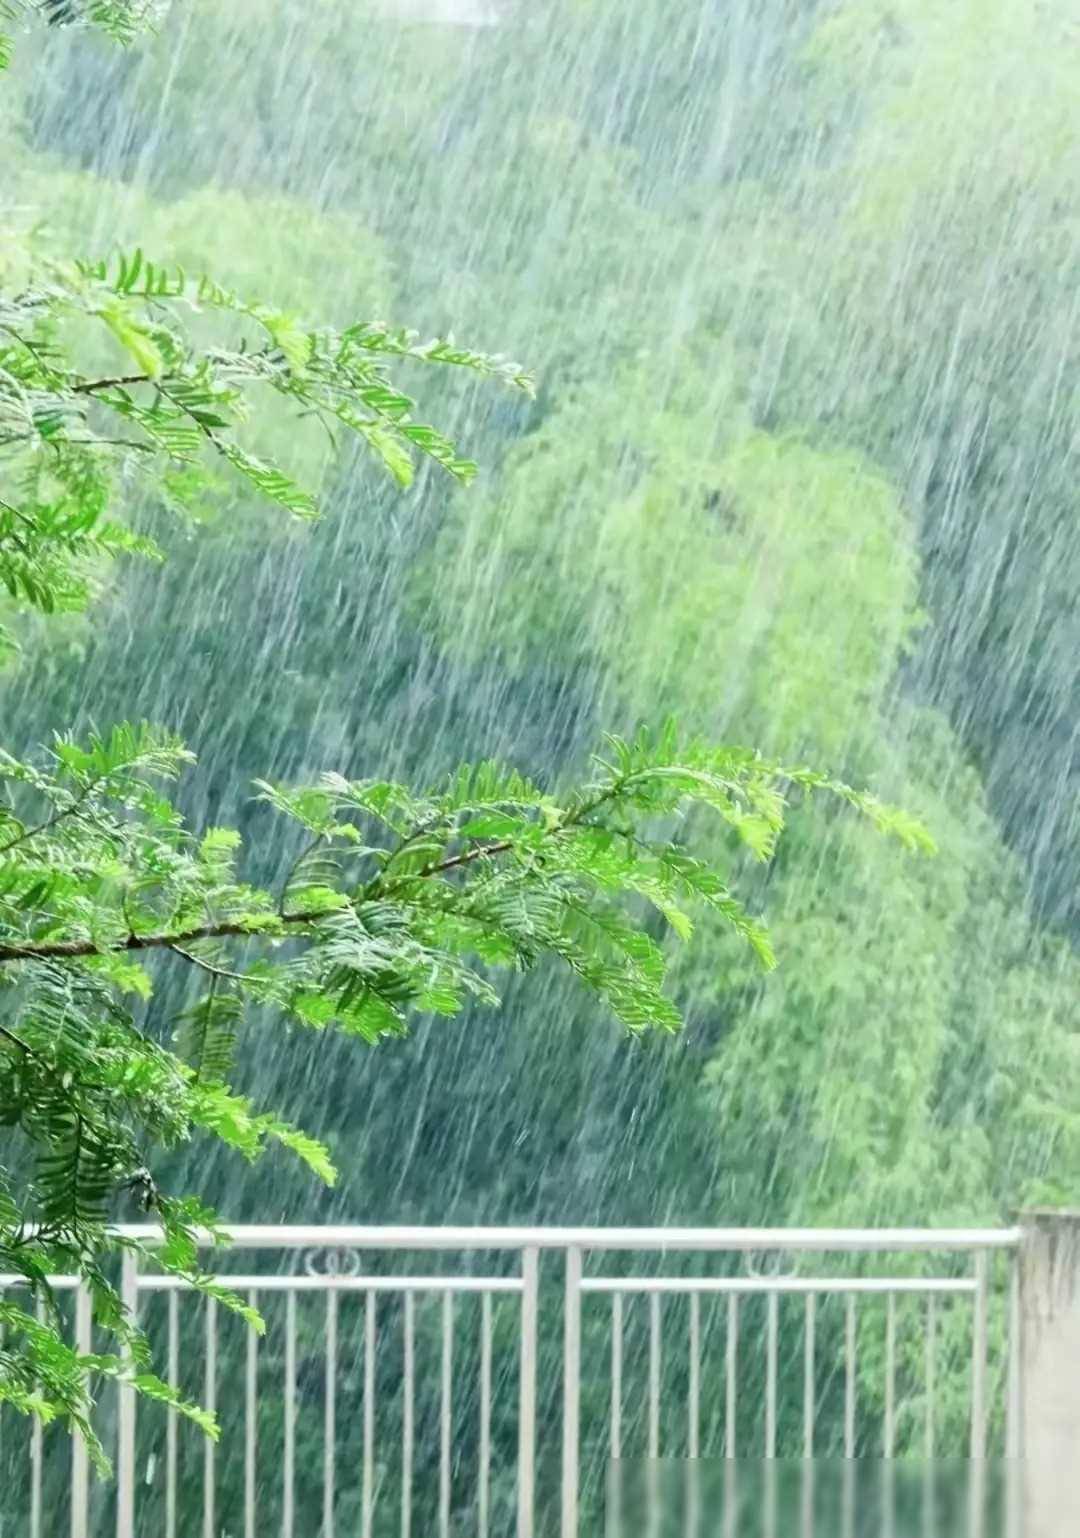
71;1284;92;1538
31;1296;44;1538
204;1296;217;1538
969;1251;989;1538
970;1251;989;1460
1006;1255;1022;1538
1019;1209;1080;1538
562;1245;582;1538
518;1246;539;1538
115;1249;138;1538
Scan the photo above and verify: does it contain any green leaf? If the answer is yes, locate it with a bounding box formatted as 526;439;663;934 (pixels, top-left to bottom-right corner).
99;302;165;380
268;1125;337;1186
216;443;319;519
130;1374;218;1438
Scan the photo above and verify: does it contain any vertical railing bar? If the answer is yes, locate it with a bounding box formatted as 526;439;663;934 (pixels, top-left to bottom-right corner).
610;1292;623;1460
724;1458;738;1538
71;1284;92;1538
800;1457;814;1538
324;1288;338;1538
402;1292;414;1538
203;1295;217;1538
1006;1251;1022;1538
647;1287;661;1538
922;1450;937;1538
923;1301;939;1538
1006;1253;1021;1458
645;1459;660;1538
562;1245;583;1538
684;1454;700;1538
884;1291;896;1459
116;1249;138;1538
842;1457;855;1538
364;1289;377;1538
764;1457;778;1538
166;1287;178;1538
31;1294;44;1538
925;1292;936;1460
765;1291;778;1460
883;1443;896;1538
803;1293;816;1461
971;1251;989;1460
725;1294;738;1460
884;1292;899;1538
646;1442;660;1538
844;1293;856;1460
518;1248;538;1538
440;1291;453;1538
244;1288;257;1538
648;1292;661;1459
283;1289;296;1538
688;1292;700;1459
969;1252;990;1538
479;1291;492;1538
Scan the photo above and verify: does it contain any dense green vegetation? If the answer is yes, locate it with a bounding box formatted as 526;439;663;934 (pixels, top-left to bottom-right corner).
2;0;1065;1227
0;0;1077;1526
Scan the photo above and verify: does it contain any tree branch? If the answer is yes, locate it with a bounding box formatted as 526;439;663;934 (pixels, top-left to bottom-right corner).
0;780;98;855
415;839;513;878
0;838;523;963
167;944;253;984
71;374;154;395
0;909;331;964
71;436;155;453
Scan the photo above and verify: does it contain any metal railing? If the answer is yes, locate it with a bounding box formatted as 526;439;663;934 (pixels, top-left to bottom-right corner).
0;1225;1022;1537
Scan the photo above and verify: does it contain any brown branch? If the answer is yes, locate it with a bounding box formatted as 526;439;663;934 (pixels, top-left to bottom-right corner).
167;945;253;984
0;910;332;965
71;374;154;395
416;839;513;878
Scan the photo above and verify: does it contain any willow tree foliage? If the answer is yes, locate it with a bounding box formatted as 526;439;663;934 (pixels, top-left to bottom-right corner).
0;2;934;1461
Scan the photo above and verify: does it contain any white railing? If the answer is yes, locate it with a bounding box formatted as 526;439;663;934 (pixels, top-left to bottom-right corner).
0;1225;1023;1537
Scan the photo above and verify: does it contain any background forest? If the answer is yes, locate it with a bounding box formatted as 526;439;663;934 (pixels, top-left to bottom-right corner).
1;0;1078;1527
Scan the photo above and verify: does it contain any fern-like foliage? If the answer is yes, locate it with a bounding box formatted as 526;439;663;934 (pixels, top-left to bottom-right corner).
0;248;532;654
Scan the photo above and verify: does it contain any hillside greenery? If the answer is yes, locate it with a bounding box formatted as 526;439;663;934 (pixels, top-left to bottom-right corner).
0;0;1077;1523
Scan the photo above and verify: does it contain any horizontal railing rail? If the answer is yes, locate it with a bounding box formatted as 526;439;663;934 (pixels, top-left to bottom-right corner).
108;1222;1026;1250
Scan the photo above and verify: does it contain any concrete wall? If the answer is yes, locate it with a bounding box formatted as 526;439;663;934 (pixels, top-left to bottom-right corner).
1021;1211;1080;1538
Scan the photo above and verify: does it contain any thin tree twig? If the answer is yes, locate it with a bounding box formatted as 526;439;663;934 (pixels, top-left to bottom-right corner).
167;944;252;984
0;780;98;855
71;374;154;395
417;839;513;877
